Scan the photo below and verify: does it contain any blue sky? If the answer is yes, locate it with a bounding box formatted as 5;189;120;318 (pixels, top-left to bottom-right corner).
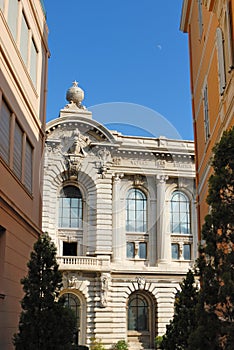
44;0;193;140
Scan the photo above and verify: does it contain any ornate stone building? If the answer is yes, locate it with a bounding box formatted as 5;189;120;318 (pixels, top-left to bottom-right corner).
42;83;197;349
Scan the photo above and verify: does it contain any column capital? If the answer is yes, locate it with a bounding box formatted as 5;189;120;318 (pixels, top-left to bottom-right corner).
112;172;124;183
156;174;169;183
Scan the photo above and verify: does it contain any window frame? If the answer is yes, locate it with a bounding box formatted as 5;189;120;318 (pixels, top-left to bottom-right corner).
128;293;149;331
203;84;210;141
170;190;191;235
126;188;147;233
58;186;83;229
216;27;226;95
0;99;11;164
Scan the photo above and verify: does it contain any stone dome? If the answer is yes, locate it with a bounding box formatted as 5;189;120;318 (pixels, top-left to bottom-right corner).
66;81;84;106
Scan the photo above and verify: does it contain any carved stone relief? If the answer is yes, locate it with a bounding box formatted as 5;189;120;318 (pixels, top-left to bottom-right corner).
100;273;110;307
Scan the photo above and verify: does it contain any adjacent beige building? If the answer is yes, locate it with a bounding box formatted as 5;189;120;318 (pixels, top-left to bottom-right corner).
180;0;234;235
43;83;197;350
0;0;49;348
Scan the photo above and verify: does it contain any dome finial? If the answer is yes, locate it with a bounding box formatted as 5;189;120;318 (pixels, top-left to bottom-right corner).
66;81;84;108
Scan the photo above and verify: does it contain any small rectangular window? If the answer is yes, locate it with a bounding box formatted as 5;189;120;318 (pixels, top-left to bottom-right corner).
7;0;18;40
0;0;4;10
0;100;11;164
127;242;135;258
216;27;226;94
226;0;234;70
139;242;147;259
203;84;210;141
183;244;191;260
20;13;29;66
30;38;38;86
171;244;179;260
63;242;77;256
198;0;203;38
13;122;23;179
24;140;33;193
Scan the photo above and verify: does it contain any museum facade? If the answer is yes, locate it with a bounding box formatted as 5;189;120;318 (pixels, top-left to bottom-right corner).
42;83;197;349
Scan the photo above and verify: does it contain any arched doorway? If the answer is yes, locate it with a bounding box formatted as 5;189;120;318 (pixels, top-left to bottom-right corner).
63;293;81;345
127;291;156;349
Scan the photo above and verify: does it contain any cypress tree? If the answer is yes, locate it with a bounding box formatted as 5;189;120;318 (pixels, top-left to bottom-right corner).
189;127;234;349
13;232;76;350
161;270;199;350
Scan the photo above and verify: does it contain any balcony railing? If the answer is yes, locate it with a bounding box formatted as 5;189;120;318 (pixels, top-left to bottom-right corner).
57;256;110;271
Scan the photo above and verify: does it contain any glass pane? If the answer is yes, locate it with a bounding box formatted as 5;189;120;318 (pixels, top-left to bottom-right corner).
63;198;70;207
71;207;78;218
24;140;33;192
128;305;137;330
139;243;147;259
183;244;191;260
13;122;23;179
30;39;37;86
0;101;10;163
61;217;69;227
127;242;134;258
71;198;78;207
126;189;146;232
138;305;148;331
63;208;70;218
8;0;18;40
20;14;29;65
70;219;78;228
171;244;179;259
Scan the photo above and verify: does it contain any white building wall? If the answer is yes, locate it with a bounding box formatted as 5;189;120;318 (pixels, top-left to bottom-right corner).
42;96;196;349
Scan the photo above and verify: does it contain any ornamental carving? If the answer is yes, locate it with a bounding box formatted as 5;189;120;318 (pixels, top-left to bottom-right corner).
100;273;110;307
133;174;144;187
136;276;145;290
96;147;113;178
64;128;90;179
62;272;81;289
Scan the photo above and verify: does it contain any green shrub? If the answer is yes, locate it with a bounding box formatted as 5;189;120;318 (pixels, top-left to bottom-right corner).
155;335;163;349
113;340;128;350
90;337;106;350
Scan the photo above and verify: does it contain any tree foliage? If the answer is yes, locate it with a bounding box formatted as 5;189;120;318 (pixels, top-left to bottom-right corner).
13;232;76;350
161;270;199;350
161;127;234;349
189;127;234;349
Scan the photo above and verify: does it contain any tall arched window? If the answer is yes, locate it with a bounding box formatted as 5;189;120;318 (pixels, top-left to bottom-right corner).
128;293;149;331
126;189;147;232
63;293;81;345
170;191;190;234
59;186;83;228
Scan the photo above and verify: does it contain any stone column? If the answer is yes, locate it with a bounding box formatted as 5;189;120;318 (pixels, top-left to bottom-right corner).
156;174;169;263
112;173;124;262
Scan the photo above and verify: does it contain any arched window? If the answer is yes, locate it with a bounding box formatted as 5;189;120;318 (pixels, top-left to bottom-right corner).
63;293;81;345
126;189;147;232
170;191;190;234
59;186;83;228
128;293;149;331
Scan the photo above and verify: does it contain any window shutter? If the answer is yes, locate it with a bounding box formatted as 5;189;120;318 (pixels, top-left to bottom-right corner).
20;13;29;66
7;0;18;40
30;39;38;86
226;0;234;70
13;122;23;179
0;101;11;164
216;27;226;94
24;140;33;192
0;0;4;10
